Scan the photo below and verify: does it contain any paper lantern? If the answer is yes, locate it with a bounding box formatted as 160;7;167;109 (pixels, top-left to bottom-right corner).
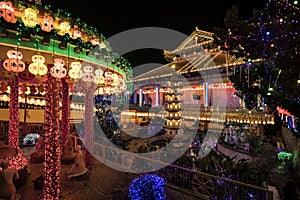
29;54;48;76
50;58;67;78
82;65;94;82
111;73;119;86
3;50;25;73
22;8;39;28
58;21;71;36
93;69;105;85
40;13;54;32
0;1;16;23
71;26;82;39
90;36;100;46
68;62;83;79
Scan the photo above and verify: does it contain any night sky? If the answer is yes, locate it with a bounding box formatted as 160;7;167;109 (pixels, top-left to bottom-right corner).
41;0;266;67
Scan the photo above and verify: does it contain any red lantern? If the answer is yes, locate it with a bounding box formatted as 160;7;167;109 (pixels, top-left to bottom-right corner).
0;82;8;92
3;50;25;73
40;13;54;32
30;85;37;95
0;1;16;23
50;59;67;78
150;88;155;93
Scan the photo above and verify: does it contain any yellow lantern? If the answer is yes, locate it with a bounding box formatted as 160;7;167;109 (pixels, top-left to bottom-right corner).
0;1;16;23
50;58;67;78
111;73;119;86
58;21;71;36
29;54;48;76
3;50;25;73
94;69;105;85
22;8;39;28
68;61;83;79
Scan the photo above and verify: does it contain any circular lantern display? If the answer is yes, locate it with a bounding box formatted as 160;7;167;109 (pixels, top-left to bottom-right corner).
40;13;54;32
29;54;48;76
50;58;67;78
3;50;25;73
58;21;71;36
22;8;39;28
0;1;16;23
82;65;94;82
68;61;83;79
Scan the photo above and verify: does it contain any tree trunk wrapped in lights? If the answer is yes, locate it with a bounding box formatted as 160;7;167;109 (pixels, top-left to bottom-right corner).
43;70;61;200
84;82;95;169
61;78;70;150
8;75;27;170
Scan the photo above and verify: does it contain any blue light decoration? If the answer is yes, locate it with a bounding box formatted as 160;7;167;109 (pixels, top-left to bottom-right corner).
129;174;166;200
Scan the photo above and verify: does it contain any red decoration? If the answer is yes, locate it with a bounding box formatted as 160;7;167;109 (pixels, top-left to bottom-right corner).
43;71;61;199
0;1;16;23
50;59;67;78
61;79;70;150
8;76;27;170
40;13;54;32
3;50;25;73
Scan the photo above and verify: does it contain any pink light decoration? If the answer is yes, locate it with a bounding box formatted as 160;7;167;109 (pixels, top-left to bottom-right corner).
61;79;70;150
3;50;26;73
0;1;16;23
43;70;61;199
83;82;95;169
8;75;27;170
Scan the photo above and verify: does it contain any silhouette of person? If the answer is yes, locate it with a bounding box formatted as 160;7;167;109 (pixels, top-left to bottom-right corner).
0;159;20;200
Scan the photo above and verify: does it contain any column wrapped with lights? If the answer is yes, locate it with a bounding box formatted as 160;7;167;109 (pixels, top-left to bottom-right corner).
43;67;61;200
8;75;27;170
61;78;70;150
83;82;95;169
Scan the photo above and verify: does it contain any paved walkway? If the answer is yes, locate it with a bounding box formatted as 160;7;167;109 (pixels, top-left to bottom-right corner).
17;146;200;200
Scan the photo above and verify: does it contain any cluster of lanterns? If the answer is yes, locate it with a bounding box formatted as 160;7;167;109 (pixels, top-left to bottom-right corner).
0;1;101;45
1;49;127;94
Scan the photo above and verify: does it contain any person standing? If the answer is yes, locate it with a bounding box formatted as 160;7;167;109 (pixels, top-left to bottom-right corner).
0;159;20;200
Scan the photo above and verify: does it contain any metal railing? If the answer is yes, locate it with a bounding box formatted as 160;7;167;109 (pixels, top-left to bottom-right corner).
72;135;273;200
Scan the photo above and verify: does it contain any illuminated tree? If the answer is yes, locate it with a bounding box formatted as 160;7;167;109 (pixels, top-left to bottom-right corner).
213;0;300;117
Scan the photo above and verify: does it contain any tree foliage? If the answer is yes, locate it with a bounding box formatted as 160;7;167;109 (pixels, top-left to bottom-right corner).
213;0;300;117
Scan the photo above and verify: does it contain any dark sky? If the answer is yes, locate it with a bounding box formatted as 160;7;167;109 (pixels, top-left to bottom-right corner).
41;0;266;67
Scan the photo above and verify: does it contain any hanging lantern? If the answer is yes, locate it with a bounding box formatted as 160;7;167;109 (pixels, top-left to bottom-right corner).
0;1;16;23
0;82;8;92
29;54;48;76
40;13;54;32
58;21;71;36
3;50;25;73
94;69;105;85
82;65;94;82
50;58;67;78
71;25;82;40
90;36;100;46
22;8;39;28
68;61;83;79
111;73;119;86
30;85;38;95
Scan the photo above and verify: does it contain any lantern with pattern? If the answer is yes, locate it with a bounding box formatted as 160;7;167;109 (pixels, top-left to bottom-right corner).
82;65;94;82
71;25;82;40
93;68;105;85
29;54;48;76
0;1;16;23
58;21;71;36
40;13;54;32
68;61;83;79
3;50;25;73
22;8;39;28
50;58;67;78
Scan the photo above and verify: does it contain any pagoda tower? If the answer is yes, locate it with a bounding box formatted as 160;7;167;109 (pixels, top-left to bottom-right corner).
164;81;183;138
